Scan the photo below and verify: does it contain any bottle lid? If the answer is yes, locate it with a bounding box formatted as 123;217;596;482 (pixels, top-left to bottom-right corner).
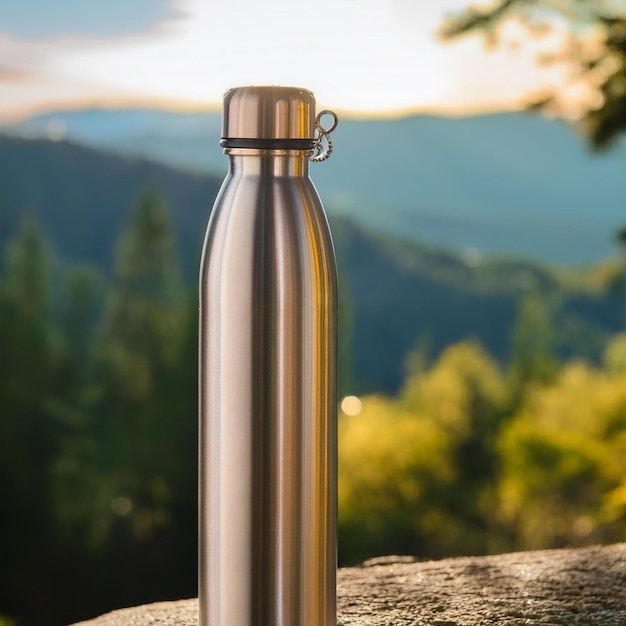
221;85;317;150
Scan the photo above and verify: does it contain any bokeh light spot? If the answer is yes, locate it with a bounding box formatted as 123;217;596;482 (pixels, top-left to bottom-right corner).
341;395;362;416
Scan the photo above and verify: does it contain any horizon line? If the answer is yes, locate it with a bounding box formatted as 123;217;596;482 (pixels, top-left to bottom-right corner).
0;94;531;125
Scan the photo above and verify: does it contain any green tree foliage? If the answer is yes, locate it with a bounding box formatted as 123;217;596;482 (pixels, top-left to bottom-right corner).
339;340;509;563
604;331;626;372
0;217;64;623
509;291;558;393
0;191;200;626
339;393;457;563
497;344;626;549
440;0;626;148
339;329;626;565
85;190;197;605
55;190;188;551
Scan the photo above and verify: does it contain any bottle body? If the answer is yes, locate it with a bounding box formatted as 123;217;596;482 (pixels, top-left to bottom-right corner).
199;150;337;626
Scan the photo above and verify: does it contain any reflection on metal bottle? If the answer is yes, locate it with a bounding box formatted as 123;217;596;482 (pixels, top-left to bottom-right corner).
199;86;338;626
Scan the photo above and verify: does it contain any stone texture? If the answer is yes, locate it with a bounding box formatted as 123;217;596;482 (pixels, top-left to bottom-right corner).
71;543;626;626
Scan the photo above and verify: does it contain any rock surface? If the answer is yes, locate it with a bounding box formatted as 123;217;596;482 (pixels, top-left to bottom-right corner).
71;543;626;626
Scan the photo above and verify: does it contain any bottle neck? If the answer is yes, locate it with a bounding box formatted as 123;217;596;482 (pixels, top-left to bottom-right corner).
225;148;310;177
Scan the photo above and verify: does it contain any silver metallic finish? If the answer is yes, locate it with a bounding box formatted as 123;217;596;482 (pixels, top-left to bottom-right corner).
199;86;338;626
222;85;316;140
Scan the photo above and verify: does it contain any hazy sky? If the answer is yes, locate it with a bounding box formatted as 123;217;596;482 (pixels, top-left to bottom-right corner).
0;0;563;121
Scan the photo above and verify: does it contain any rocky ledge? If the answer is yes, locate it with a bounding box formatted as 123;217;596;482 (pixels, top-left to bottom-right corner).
72;542;626;625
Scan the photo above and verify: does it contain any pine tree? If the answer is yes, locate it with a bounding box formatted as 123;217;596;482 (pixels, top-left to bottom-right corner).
0;216;61;624
509;292;558;395
82;189;185;546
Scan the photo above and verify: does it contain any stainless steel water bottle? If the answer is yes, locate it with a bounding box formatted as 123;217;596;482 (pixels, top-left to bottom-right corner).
199;86;338;626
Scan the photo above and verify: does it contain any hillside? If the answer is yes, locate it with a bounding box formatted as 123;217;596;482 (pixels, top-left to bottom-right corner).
334;220;622;391
0;133;221;278
0;135;622;393
6;108;626;265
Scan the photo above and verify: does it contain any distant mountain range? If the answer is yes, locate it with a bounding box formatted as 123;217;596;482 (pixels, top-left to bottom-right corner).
6;107;626;265
0;134;622;393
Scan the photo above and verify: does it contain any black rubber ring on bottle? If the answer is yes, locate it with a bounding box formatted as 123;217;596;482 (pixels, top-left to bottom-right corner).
220;138;316;150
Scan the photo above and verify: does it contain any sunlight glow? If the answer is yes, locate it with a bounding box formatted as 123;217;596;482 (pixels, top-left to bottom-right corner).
0;0;570;121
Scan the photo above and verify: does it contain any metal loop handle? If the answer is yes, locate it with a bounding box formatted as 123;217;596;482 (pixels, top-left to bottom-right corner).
310;110;338;162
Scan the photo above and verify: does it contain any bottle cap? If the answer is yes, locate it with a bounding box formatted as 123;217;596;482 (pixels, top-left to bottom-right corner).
221;85;317;150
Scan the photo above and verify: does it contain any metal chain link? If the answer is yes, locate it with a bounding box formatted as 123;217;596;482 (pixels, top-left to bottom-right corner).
310;110;338;162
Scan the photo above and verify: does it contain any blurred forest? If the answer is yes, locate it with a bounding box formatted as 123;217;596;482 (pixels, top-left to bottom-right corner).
0;181;625;625
0;196;198;626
